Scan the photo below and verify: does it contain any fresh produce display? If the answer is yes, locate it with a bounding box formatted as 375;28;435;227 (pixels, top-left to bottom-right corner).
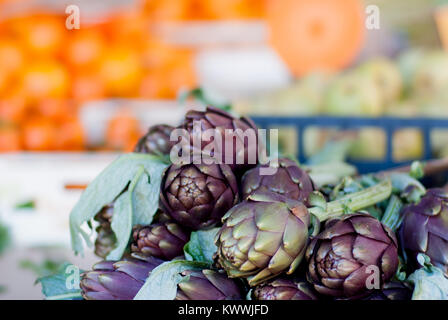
0;0;270;153
234;49;448;161
34;105;447;301
0;10;196;152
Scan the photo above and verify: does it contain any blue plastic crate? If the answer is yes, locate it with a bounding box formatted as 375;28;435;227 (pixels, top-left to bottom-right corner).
250;116;448;174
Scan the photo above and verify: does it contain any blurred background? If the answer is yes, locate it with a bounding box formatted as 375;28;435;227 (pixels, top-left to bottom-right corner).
1;0;448;298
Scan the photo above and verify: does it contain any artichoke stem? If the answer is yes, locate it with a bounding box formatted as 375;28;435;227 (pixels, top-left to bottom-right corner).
381;195;404;232
311;179;392;222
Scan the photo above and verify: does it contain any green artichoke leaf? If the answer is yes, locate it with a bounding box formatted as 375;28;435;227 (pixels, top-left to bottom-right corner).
132;168;163;226
408;262;448;300
134;260;209;300
184;228;219;264
306;139;354;165
37;262;83;300
409;161;424;180
305;162;357;188
69;153;168;257
389;172;426;203
107;187;133;260
179;87;233;112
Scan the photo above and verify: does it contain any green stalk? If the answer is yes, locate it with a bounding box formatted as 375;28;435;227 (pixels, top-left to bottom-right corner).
381;195;404;232
310;179;392;222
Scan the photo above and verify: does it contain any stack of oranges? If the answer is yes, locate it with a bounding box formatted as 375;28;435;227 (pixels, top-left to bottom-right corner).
0;0;266;152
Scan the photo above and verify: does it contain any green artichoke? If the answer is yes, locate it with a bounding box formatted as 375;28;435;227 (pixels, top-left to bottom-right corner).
176;269;243;300
160;163;239;230
252;278;318;300
131;222;190;260
80;255;164;300
94;204;116;259
215;192;311;286
216;179;393;287
306;213;399;298
134;124;175;157
181;106;259;172
241;158;314;203
400;188;448;276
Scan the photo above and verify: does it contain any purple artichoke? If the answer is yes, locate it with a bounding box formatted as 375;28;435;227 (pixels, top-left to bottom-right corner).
306;213;399;298
215;191;311;286
131;222;190;260
134;124;175;157
362;282;412;300
181;106;259;172
241;158;315;203
160;163;239;230
80;255;164;300
400;188;448;276
175;269;243;300
94;204;116;259
252;278;318;300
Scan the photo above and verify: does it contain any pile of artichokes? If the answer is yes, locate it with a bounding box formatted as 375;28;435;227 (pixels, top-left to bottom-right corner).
69;106;448;300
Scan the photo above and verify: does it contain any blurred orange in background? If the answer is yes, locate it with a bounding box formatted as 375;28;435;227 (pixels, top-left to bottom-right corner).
54;117;85;151
0;125;22;152
21;60;70;101
105;110;142;152
201;0;265;19
71;73;105;103
14;15;66;58
267;0;365;76
143;0;190;21
22;117;57;151
65;29;105;69
98;47;143;97
0;0;268;152
0;97;27;125
0;39;25;75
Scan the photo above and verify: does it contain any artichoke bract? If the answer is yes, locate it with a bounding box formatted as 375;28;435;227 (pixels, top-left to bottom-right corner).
80;256;164;300
215;192;311;286
175;269;243;300
131;222;190;260
252;278;318;300
241;158;314;203
160;163;239;230
400;188;448;276
182;106;259;172
94;204;116;259
134;124;175;157
306;213;399;298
